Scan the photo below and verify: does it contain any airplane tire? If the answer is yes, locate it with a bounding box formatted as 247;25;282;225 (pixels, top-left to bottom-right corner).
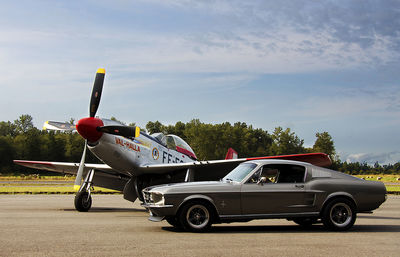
74;191;92;212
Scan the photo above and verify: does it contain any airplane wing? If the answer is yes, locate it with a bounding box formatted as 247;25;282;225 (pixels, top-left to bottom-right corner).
138;153;331;180
13;160;113;174
13;160;129;191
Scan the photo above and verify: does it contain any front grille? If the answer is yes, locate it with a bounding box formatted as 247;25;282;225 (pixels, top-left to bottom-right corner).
143;191;152;203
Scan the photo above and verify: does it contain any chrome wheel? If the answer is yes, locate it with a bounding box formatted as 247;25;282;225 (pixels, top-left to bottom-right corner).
186;204;210;230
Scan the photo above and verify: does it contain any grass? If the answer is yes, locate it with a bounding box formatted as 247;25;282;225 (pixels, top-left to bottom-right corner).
0;174;399;194
0;175;75;181
354;174;400;183
386;186;400;192
0;186;120;194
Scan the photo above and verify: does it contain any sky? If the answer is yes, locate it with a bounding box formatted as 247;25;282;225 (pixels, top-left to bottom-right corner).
1;0;399;164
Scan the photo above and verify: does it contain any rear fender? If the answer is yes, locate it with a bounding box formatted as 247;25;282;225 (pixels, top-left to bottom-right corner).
321;192;357;213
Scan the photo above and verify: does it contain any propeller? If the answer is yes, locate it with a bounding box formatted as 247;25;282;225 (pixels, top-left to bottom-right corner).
89;68;105;118
74;140;87;191
73;68;105;191
43;68;141;191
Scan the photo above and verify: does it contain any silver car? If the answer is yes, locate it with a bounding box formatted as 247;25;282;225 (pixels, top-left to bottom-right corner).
142;159;386;232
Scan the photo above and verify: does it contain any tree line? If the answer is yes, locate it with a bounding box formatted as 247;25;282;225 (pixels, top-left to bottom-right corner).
0;114;399;175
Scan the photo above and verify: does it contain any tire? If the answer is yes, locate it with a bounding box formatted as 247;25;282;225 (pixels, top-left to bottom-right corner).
322;198;356;231
74;191;92;212
292;217;318;227
179;201;213;232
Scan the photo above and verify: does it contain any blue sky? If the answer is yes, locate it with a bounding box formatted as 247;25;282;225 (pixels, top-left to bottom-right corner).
1;0;399;164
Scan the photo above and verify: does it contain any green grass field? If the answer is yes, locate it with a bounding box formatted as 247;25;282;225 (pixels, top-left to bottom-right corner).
0;186;120;194
0;174;399;194
354;174;400;183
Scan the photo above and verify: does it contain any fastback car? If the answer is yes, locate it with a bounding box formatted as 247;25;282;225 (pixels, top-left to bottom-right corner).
142;159;386;232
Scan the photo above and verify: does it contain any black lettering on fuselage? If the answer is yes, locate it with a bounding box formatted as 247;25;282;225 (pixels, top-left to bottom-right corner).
163;151;167;163
162;151;185;163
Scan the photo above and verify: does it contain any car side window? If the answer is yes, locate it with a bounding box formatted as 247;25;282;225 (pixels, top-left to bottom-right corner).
246;166;279;184
274;164;306;183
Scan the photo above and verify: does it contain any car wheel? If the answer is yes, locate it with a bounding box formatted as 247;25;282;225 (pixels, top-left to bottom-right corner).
74;191;92;212
179;201;213;232
322;198;356;231
292;217;318;227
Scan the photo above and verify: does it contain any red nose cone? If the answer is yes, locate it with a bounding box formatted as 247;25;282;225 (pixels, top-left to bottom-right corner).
76;117;104;142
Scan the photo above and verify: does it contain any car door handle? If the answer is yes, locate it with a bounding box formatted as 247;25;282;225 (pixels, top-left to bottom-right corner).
295;185;304;188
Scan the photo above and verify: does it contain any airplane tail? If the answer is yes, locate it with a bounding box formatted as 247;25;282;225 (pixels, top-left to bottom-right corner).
225;148;238;159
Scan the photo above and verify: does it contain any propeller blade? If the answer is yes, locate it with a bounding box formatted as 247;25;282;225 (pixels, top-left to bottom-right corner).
97;125;140;138
43;121;75;131
74;140;87;191
89;68;105;118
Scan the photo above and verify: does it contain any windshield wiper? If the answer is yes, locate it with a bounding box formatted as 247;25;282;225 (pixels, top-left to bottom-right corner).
225;178;233;183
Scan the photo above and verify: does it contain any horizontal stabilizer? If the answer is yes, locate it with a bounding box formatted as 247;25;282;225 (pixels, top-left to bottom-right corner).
43;121;76;131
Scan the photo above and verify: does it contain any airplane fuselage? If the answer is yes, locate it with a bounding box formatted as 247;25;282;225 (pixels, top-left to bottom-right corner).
88;131;194;177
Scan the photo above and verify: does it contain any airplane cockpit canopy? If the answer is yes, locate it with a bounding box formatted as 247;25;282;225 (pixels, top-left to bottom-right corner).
150;133;197;160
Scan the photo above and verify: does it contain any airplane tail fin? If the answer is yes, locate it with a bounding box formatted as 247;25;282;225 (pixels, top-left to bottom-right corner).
225;148;238;160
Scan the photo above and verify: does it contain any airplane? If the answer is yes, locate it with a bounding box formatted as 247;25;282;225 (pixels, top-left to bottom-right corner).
14;68;332;212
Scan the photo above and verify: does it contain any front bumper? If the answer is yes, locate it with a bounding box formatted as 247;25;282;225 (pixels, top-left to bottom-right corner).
142;203;175;222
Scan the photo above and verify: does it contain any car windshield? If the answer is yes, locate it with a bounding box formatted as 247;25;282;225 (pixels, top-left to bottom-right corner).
223;163;257;183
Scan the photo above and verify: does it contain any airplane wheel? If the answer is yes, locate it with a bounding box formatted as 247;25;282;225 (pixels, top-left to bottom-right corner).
74;191;92;212
179;201;213;232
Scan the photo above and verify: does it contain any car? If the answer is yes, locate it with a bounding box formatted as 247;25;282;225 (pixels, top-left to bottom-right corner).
142;159;387;232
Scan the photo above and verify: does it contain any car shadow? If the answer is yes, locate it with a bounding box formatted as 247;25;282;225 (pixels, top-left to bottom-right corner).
63;207;146;213
162;224;400;233
358;215;400;220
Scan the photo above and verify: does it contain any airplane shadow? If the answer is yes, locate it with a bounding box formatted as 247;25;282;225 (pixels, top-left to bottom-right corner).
162;224;400;234
63;207;146;213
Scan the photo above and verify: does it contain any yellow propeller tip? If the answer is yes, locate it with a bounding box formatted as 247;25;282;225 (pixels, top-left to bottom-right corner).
97;68;106;74
74;185;81;192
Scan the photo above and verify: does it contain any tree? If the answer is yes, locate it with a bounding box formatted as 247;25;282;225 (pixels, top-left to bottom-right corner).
0;136;15;173
14;114;34;134
0;121;17;137
269;127;305;155
146;121;164;134
313;132;336;160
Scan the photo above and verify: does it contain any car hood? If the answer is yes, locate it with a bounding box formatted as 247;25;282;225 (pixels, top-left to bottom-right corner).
144;181;238;194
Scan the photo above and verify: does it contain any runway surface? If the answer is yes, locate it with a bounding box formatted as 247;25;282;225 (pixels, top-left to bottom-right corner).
0;195;399;257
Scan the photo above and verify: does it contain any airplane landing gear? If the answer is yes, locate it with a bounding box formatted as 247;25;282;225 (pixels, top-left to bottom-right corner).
74;169;95;212
74;191;92;212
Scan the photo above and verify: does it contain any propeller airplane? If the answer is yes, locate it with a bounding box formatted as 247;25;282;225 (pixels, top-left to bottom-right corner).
14;68;331;212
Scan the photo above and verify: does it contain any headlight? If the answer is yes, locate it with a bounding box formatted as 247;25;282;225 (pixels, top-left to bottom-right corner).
150;192;165;206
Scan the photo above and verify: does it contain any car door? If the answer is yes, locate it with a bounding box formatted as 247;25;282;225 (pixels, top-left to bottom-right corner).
240;164;313;215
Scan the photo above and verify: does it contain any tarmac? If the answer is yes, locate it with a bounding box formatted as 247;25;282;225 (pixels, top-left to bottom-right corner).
0;194;399;257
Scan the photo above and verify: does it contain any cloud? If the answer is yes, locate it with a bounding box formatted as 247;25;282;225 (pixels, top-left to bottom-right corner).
345;151;400;165
2;1;399;77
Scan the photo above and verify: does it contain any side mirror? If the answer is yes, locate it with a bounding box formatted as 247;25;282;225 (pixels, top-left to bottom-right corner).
257;177;267;185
